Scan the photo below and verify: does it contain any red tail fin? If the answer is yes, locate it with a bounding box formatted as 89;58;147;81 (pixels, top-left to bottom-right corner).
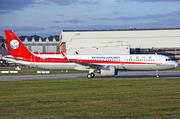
4;30;32;57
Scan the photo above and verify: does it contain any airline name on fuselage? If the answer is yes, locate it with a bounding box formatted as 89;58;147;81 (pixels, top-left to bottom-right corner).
92;56;120;59
91;56;153;59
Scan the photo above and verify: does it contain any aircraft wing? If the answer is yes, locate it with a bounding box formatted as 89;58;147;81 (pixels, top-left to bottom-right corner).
68;59;103;69
61;51;103;69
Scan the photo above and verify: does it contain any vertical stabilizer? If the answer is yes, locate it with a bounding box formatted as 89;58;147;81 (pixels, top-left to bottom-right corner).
4;30;32;57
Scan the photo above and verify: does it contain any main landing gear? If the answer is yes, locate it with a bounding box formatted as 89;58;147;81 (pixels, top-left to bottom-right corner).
87;73;95;79
156;70;160;78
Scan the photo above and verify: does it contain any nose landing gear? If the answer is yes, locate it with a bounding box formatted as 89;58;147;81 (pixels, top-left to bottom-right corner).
156;70;160;78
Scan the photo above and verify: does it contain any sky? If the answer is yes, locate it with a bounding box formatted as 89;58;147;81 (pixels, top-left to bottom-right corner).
0;0;180;38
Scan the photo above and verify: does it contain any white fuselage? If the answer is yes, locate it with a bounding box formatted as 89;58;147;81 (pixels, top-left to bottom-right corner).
3;54;178;71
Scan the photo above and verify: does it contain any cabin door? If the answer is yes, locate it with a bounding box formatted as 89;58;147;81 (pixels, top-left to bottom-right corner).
156;56;160;65
30;55;37;67
121;57;125;64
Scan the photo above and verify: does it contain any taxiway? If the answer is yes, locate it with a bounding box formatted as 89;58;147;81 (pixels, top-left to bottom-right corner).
0;70;180;81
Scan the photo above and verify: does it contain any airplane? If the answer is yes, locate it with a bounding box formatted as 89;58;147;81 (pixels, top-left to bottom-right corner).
2;30;179;78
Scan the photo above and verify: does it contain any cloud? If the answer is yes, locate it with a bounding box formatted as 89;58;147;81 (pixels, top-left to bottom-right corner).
63;19;85;23
92;14;160;21
0;0;99;14
58;14;65;16
115;0;180;2
134;0;180;2
48;26;61;29
52;21;61;23
44;0;99;5
92;10;180;21
80;1;99;4
47;24;138;31
149;11;180;28
0;0;36;14
0;26;46;32
44;0;78;5
0;26;47;38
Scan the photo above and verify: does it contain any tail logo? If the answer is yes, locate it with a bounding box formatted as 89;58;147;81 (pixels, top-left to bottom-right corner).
10;40;19;49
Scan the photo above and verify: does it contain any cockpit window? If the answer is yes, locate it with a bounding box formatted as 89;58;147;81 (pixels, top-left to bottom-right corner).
165;58;171;61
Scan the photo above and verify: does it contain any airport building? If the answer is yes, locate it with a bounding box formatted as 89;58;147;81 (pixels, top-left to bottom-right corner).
21;36;60;53
59;28;180;61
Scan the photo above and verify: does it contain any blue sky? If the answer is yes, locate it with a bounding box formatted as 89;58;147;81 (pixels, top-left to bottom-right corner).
0;0;180;38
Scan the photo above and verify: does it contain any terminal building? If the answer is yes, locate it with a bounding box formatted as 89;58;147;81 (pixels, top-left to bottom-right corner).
59;28;180;62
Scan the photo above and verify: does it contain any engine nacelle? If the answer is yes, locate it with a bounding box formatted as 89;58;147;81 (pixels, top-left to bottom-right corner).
100;66;118;76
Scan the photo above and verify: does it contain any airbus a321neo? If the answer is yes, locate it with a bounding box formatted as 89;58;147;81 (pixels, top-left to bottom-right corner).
3;30;179;78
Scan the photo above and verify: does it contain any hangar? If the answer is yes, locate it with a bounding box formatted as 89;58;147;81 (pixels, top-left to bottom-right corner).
21;36;60;53
59;28;180;61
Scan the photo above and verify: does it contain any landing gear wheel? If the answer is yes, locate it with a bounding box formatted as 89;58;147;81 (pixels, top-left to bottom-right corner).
91;73;95;78
156;75;160;78
87;74;92;79
87;73;95;79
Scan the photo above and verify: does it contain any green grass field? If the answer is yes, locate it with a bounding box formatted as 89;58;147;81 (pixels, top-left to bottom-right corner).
0;78;180;119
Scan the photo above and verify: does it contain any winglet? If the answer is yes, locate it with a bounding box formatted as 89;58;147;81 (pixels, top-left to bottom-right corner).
75;51;79;55
61;51;68;60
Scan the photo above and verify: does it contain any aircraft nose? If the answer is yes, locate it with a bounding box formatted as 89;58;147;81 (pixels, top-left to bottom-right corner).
174;62;179;68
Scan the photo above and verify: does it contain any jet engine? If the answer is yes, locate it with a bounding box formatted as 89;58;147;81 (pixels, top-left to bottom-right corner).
100;66;118;76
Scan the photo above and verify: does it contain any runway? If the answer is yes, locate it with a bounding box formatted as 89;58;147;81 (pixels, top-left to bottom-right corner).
0;70;180;81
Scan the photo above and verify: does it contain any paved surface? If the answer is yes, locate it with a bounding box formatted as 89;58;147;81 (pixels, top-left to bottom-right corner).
0;70;180;81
